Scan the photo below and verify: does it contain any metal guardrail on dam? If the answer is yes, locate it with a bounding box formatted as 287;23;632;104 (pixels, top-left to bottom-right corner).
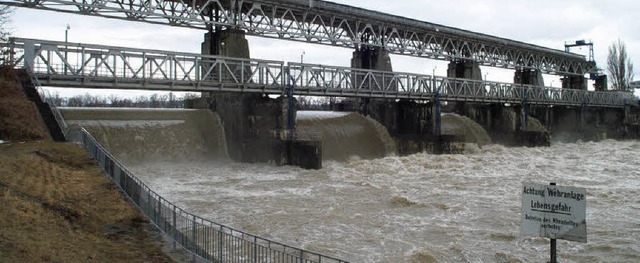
2;0;593;75
22;68;349;263
7;38;634;107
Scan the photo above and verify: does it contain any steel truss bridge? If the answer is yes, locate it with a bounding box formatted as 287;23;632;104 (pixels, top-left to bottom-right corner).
7;38;632;107
3;0;593;76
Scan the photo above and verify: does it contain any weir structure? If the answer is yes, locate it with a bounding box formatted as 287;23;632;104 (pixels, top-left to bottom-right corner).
7;1;640;262
5;0;640;159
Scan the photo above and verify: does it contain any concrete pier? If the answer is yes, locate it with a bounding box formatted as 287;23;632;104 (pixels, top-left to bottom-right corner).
514;68;544;86
196;29;321;168
562;75;587;90
349;48;460;154
365;99;463;154
451;102;551;146
351;46;393;116
351;46;393;72
445;64;553;146
201;29;250;58
551;106;626;141
594;75;608;91
447;60;482;80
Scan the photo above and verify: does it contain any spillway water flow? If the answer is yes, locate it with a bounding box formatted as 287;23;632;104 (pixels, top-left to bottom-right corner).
63;108;639;262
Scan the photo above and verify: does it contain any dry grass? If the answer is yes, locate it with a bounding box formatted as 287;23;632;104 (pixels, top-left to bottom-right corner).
0;98;50;141
0;141;173;262
0;67;179;262
0;67;49;141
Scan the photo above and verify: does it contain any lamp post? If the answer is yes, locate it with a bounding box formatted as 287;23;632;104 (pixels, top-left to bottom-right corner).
64;24;70;75
300;51;305;64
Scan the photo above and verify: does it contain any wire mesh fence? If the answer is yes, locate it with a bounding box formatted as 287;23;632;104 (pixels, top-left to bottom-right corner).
79;128;348;263
20;66;348;263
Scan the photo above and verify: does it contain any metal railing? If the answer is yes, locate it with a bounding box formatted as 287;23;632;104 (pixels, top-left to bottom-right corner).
24;66;69;139
20;64;348;263
6;37;635;108
7;37;287;93
1;0;593;75
79;128;347;263
288;62;634;107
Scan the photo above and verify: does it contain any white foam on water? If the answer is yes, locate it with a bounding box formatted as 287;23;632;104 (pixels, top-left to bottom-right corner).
296;111;396;161
61;108;228;165
62;108;639;262
131;141;640;263
296;110;352;120
66;120;185;127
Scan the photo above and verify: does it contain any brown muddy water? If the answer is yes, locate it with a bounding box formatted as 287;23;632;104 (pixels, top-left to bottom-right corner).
62;108;640;263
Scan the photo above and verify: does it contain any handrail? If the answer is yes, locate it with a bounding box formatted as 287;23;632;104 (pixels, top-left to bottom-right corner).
22;64;69;139
8;37;634;108
23;52;348;261
77;127;348;262
1;0;594;75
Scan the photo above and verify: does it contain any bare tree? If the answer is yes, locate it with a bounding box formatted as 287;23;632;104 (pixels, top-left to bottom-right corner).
0;6;13;64
607;39;635;92
0;5;12;42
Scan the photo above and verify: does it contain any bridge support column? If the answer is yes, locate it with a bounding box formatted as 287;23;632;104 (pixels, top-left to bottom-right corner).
623;105;640;138
351;46;393;116
514;68;544;86
351;46;393;72
561;75;587;90
594;75;608;91
529;105;554;133
366;99;461;155
194;29;319;168
510;69;550;145
447;60;482;80
350;47;461;154
458;103;549;146
550;106;609;141
201;29;250;58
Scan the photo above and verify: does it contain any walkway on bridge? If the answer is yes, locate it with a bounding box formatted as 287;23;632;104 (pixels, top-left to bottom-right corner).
6;38;633;108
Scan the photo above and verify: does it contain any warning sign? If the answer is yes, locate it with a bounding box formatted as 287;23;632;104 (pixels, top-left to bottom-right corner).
521;183;587;243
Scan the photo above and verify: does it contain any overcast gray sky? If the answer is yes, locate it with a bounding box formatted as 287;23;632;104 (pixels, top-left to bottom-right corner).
9;0;640;96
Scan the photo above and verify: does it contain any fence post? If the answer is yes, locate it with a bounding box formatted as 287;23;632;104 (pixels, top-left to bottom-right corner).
192;214;197;255
147;190;152;222
157;196;162;229
253;236;258;263
218;225;223;261
172;206;176;250
72;125;348;263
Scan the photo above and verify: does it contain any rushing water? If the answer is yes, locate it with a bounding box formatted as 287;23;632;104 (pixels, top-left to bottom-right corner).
64;108;640;263
61;108;228;164
296;111;396;161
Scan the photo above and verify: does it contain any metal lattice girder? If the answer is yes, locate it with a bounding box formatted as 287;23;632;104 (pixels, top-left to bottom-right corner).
3;0;594;75
288;62;631;107
6;38;632;107
9;37;288;92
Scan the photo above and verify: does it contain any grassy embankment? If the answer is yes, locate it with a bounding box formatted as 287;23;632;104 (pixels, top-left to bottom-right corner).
0;67;177;262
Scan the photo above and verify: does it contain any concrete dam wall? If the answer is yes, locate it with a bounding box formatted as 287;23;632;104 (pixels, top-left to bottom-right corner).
60;107;503;166
61;108;229;166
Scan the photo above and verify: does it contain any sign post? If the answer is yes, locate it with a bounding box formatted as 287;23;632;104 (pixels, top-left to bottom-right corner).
549;183;557;263
521;182;587;262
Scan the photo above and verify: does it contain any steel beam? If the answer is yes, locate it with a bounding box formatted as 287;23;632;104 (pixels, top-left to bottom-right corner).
2;0;594;75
